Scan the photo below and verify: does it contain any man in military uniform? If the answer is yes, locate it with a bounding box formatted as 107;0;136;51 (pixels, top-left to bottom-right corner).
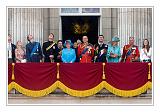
8;34;16;63
42;33;58;62
77;36;94;63
26;35;43;62
94;35;108;62
121;37;140;62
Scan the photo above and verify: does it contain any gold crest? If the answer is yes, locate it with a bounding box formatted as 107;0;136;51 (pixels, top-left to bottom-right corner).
72;22;90;34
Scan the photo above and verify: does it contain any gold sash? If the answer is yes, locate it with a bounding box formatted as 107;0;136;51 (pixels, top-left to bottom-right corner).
46;42;55;51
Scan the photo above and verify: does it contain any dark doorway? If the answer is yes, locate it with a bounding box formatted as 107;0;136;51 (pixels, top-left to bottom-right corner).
61;16;99;45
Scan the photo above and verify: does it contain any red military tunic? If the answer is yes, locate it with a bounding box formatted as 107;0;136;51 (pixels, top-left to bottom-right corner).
77;43;94;63
121;44;140;62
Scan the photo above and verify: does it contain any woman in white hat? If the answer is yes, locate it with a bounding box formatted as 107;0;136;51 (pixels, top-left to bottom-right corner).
107;36;121;63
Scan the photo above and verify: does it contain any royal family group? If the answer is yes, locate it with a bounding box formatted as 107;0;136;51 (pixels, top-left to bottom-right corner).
8;33;152;63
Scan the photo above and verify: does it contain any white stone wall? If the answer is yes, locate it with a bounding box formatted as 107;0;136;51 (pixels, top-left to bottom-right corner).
117;8;152;49
8;8;44;46
8;8;152;49
43;8;50;43
102;8;112;43
47;8;60;41
101;8;118;44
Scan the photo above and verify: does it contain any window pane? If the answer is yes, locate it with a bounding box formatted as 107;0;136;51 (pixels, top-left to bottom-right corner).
82;8;100;13
61;8;79;13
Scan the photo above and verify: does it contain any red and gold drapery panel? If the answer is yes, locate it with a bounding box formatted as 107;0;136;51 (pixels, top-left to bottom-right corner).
58;63;103;97
8;63;58;97
8;64;12;91
8;63;152;97
104;63;152;97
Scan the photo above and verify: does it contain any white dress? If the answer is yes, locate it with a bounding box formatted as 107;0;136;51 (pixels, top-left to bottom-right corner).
140;48;152;62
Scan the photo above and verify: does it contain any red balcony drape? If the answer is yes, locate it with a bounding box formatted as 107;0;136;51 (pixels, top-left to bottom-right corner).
8;63;152;97
59;63;103;90
105;63;149;90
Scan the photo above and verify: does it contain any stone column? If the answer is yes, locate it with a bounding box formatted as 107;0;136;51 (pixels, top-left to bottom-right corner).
111;8;118;38
8;8;44;46
102;8;112;43
101;8;119;44
117;8;152;48
43;8;49;42
48;8;60;42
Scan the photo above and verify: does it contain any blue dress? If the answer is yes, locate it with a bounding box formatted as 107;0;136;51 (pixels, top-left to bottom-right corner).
62;48;76;63
107;44;121;63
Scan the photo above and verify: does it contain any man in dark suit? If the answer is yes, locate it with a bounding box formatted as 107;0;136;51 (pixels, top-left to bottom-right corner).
42;33;58;62
8;34;16;63
55;40;63;62
94;35;108;62
26;35;43;62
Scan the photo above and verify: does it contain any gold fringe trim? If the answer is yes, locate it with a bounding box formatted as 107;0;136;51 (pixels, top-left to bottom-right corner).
9;82;58;97
148;81;152;89
104;81;151;97
8;82;14;92
8;81;152;97
57;81;105;97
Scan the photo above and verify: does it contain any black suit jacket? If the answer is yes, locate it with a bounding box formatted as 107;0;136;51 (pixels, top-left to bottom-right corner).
10;43;16;62
94;43;108;62
42;41;58;62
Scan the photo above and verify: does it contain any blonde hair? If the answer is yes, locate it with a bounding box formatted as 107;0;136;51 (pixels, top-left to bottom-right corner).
16;41;23;48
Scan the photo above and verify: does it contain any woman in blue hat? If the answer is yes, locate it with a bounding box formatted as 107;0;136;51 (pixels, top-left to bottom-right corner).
62;40;76;63
107;36;121;63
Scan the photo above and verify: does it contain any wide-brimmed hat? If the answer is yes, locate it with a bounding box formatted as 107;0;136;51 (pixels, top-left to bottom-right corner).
64;40;73;47
111;36;120;42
